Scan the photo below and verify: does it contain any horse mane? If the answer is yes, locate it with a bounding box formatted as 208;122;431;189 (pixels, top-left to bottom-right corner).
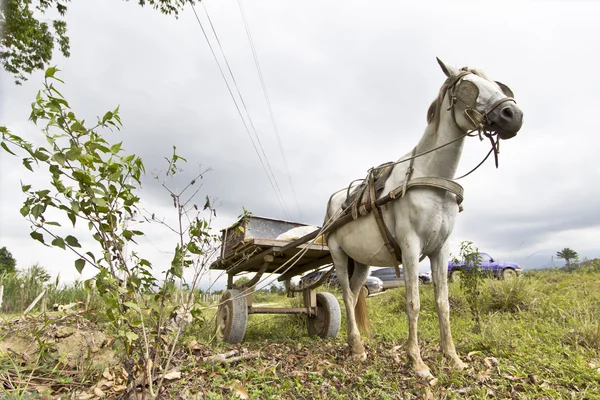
426;68;491;129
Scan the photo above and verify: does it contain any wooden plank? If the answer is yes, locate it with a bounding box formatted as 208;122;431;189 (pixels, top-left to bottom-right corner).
251;238;328;252
248;307;312;315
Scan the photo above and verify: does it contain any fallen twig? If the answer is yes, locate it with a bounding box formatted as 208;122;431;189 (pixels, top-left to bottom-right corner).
203;350;259;364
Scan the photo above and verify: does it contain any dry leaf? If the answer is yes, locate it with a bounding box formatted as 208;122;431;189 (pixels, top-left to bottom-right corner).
502;373;523;382
113;385;127;393
93;387;106;398
77;393;95;400
484;357;499;368
390;345;402;352
477;370;491;382
428;377;438;387
102;368;114;381
96;379;113;390
162;370;182;380
424;388;434;400
230;381;249;399
188;340;202;350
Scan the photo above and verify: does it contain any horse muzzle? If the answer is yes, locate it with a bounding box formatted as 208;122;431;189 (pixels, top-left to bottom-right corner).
486;101;523;139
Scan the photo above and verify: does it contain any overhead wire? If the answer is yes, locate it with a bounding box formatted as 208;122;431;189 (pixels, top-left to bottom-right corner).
237;0;304;221
189;4;292;220
192;2;292;220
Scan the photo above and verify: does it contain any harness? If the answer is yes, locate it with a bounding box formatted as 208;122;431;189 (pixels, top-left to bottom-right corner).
337;70;515;273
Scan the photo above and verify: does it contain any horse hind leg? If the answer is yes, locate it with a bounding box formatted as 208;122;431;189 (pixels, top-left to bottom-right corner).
349;260;371;335
329;238;367;360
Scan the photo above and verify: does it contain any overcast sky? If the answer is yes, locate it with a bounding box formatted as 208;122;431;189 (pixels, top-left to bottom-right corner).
1;0;599;290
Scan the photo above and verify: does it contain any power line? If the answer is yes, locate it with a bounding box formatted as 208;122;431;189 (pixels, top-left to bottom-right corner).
189;4;291;219
201;3;291;219
237;0;303;221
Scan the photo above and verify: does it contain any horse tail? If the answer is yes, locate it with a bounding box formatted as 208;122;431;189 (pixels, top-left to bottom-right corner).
355;286;372;335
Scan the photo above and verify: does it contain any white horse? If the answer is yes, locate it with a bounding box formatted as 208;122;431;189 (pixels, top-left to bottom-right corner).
325;58;523;377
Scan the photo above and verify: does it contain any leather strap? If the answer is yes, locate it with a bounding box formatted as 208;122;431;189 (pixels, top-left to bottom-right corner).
369;171;403;264
390;176;464;211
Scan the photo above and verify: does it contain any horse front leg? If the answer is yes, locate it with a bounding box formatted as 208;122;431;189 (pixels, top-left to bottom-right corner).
430;244;467;370
329;238;366;360
401;238;432;378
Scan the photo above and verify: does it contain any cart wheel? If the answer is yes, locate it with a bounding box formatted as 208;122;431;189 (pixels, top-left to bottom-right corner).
215;289;247;343
307;292;341;339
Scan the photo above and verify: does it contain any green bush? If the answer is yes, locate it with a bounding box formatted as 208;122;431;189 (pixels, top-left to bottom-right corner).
483;276;537;313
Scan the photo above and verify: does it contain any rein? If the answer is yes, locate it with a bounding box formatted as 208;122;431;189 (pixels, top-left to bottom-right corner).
368;70;516;179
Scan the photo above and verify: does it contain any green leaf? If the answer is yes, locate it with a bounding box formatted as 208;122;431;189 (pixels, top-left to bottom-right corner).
65;235;81;248
31;204;44;219
74;258;85;273
65;147;82;161
20;205;30;217
86;252;96;262
92;198;107;207
123;301;141;313
51;237;65;249
52;152;66;166
23;158;33;171
45;67;58;78
110;142;122;154
125;331;139;342
1;141;16;156
34;150;49;161
67;212;76;227
21;184;31;192
102;111;113;124
31;231;45;244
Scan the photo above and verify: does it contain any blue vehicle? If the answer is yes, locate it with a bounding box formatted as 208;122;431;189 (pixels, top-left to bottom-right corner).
448;252;521;281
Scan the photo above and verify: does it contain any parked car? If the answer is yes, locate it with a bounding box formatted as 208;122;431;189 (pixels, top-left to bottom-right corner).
299;269;384;296
370;267;432;290
448;252;521;280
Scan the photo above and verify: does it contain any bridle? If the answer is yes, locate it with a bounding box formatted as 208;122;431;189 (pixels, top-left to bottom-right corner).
364;69;518;177
445;68;517;174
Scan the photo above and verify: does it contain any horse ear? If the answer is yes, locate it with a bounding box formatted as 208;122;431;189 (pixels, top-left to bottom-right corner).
495;81;514;98
436;57;458;78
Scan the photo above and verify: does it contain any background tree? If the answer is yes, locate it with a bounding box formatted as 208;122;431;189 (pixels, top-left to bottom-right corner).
0;247;17;274
1;0;197;84
556;247;578;270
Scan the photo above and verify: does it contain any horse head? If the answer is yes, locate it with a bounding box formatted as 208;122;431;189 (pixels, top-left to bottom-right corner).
435;58;523;140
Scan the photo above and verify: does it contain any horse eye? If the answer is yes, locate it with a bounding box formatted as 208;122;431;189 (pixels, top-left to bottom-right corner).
495;81;514;98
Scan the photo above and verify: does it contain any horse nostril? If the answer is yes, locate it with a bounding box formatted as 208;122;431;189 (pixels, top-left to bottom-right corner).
501;107;514;120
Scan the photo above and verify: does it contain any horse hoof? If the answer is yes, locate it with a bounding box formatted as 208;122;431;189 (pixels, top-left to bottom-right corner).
416;367;433;379
350;352;367;362
454;360;468;370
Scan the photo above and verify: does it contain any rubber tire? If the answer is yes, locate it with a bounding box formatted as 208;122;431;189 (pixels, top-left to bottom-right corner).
307;292;341;339
502;268;517;280
215;289;248;343
449;270;462;283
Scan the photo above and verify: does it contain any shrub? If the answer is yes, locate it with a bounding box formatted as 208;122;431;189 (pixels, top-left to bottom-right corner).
483;276;537;313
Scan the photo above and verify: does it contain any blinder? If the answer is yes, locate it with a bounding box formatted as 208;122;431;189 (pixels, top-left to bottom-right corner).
455;80;479;108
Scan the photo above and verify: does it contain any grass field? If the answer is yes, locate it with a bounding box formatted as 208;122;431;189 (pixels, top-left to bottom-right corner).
2;267;600;399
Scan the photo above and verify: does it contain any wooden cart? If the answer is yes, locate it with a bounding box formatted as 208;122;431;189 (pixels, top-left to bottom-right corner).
209;216;340;343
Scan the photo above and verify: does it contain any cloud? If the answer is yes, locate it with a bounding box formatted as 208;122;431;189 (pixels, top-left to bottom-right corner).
1;0;598;287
